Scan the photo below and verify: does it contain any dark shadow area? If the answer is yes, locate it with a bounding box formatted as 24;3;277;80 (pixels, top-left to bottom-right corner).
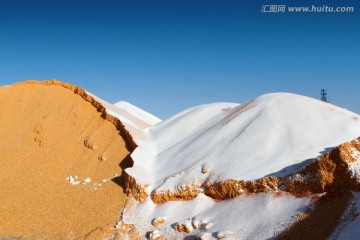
111;153;134;193
184;235;197;240
320;147;335;155
277;191;353;240
119;153;134;170
212;232;221;238
114;119;137;152
145;231;151;239
170;223;177;229
265;159;314;177
265;147;335;177
99;110;137;152
118;129;137;152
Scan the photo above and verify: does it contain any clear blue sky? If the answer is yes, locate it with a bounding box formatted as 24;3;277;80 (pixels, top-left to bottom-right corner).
0;0;359;118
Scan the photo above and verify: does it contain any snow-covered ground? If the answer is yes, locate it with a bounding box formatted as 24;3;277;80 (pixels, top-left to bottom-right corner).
88;90;360;239
126;93;360;194
330;192;360;239
123;192;317;240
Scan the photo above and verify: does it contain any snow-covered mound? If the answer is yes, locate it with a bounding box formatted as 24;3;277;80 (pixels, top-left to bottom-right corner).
123;192;317;240
86;93;161;145
126;93;360;197
122;135;360;239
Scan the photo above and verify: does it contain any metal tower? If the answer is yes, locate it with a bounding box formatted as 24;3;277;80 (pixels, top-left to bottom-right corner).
320;89;328;103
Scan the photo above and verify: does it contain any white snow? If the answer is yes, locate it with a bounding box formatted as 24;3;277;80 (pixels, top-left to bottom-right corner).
330;192;360;239
126;93;360;194
79;90;360;239
349;159;360;180
151;217;167;226
123;192;316;239
66;176;80;185
85;91;161;145
350;147;360;159
113;101;161;127
148;229;163;240
216;230;233;239
347;148;360;179
127;102;239;192
198;232;211;240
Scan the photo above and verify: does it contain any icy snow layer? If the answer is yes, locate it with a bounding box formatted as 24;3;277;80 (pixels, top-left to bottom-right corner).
123;192;316;239
86;91;161;145
126;93;360;193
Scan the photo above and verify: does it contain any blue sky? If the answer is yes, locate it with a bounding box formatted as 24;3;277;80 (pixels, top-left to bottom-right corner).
0;0;359;118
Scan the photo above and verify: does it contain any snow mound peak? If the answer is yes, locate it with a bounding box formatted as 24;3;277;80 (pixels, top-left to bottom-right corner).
126;92;360;199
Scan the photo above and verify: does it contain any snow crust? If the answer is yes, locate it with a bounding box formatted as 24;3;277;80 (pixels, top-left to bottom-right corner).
123;192;315;239
126;93;360;193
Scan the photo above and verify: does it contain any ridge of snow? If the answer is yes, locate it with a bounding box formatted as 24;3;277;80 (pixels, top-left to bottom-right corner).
113;101;161;126
85;91;161;146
